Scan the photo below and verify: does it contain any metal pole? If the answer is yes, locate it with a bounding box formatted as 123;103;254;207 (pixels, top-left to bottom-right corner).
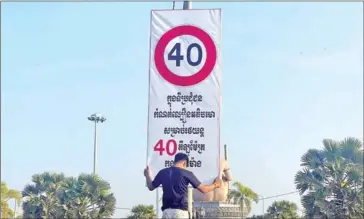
183;2;193;217
156;187;160;218
224;144;230;199
257;195;265;218
183;1;191;10
93;120;98;174
224;144;228;160
261;196;265;219
263;199;265;219
188;188;193;218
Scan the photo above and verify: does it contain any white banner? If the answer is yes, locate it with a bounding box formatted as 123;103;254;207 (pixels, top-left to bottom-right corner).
147;9;222;182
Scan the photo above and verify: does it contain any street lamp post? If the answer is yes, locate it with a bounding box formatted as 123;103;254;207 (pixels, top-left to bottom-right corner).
258;195;265;219
88;113;106;174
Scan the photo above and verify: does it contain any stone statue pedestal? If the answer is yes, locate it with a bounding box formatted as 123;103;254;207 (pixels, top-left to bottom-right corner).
193;201;245;219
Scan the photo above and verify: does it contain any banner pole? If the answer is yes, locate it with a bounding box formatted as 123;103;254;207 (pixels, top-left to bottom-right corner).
182;2;193;216
156;187;160;218
224;144;231;201
183;1;192;10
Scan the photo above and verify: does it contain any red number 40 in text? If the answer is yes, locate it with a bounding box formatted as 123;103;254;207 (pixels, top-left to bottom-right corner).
153;139;177;156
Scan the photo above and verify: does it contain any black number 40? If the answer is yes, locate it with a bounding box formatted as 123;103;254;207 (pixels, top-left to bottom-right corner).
167;43;203;67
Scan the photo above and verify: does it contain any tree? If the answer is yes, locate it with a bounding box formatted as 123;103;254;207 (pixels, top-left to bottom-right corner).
22;172;66;218
60;173;116;218
228;182;259;217
266;200;299;219
15;213;24;219
1;182;21;218
247;215;267;219
294;137;364;219
247;214;276;219
126;204;156;219
22;172;116;218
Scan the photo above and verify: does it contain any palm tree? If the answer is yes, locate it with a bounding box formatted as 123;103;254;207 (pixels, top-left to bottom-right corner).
22;172;116;218
22;172;66;218
61;173;116;218
266;200;299;219
228;182;259;217
1;182;21;218
127;204;156;219
294;137;364;219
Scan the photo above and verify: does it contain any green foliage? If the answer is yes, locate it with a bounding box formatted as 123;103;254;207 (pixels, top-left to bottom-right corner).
266;200;299;219
126;204;156;219
247;214;265;219
1;182;22;218
295;137;364;219
15;213;24;219
247;214;274;219
22;172;116;218
228;181;259;216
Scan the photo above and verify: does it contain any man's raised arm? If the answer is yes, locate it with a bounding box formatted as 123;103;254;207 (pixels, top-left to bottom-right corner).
188;172;222;194
197;178;222;194
144;166;161;191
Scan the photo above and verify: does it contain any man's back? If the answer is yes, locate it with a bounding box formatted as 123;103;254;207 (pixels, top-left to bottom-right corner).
145;153;223;219
153;166;201;211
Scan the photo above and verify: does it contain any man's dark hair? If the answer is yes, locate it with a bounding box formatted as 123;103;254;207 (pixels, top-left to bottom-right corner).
174;153;189;165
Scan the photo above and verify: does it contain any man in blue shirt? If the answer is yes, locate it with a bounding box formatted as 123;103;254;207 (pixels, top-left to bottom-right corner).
144;153;222;218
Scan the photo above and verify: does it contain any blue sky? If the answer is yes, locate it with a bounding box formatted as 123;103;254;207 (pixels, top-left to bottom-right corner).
1;2;363;217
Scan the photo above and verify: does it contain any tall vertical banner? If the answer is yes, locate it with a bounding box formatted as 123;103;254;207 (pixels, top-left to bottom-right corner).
147;9;221;182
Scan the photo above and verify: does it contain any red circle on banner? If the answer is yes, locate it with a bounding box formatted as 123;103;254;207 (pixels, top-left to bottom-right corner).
154;25;217;87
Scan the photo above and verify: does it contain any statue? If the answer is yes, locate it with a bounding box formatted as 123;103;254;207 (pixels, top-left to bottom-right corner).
193;159;232;202
192;146;243;218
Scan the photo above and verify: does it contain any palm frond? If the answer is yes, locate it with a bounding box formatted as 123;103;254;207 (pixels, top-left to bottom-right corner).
340;137;364;165
322;139;343;165
20;172;116;218
296;137;364;218
300;149;325;168
232;182;259;202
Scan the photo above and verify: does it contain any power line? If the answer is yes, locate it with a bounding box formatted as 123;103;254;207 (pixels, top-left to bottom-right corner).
115;191;300;211
259;191;300;200
115;207;132;210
